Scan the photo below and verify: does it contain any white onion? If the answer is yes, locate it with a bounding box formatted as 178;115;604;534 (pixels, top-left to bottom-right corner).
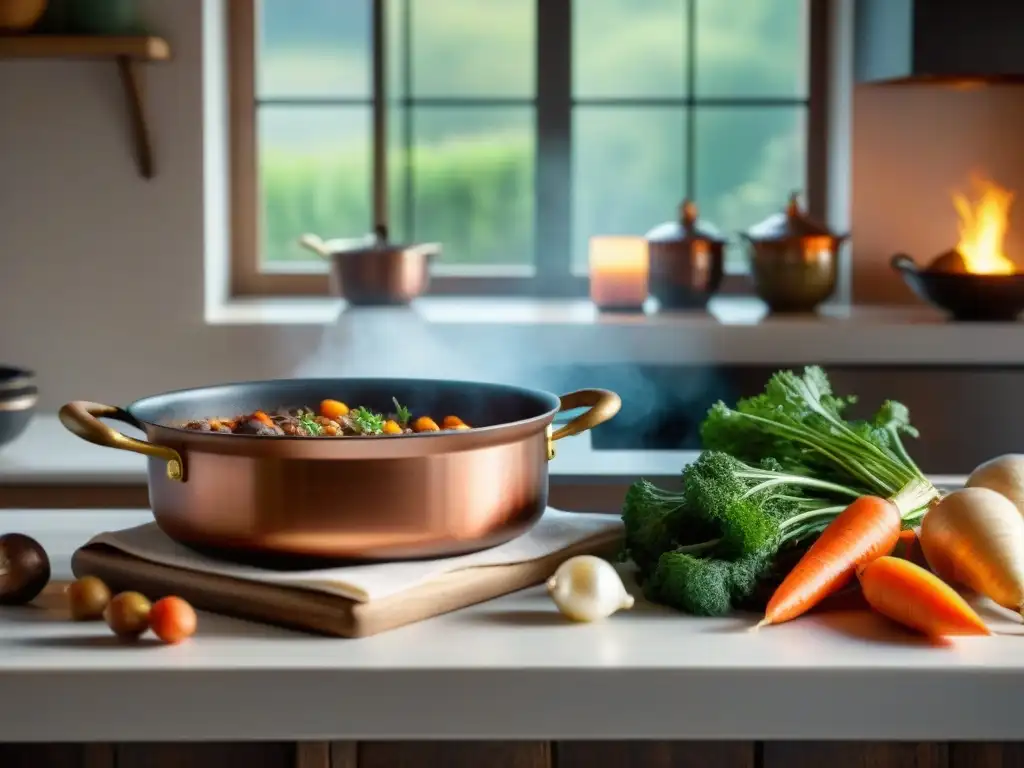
546;555;635;622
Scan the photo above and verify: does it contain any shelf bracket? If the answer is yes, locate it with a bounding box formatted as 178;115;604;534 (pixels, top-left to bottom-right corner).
115;55;154;179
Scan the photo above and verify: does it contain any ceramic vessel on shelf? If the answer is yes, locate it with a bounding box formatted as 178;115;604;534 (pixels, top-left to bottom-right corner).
65;0;138;33
741;193;848;314
0;0;48;31
644;199;726;311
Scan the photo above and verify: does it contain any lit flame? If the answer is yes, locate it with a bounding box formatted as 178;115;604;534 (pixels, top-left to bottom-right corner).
952;175;1017;275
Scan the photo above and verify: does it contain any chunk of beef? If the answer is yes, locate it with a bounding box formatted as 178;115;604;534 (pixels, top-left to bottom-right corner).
234;418;284;436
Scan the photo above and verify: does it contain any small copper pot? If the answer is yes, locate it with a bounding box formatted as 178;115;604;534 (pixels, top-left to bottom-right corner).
299;227;441;306
59;379;621;565
741;193;848;314
645;200;727;310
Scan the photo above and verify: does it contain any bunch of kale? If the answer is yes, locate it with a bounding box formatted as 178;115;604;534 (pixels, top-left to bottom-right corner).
621;366;937;616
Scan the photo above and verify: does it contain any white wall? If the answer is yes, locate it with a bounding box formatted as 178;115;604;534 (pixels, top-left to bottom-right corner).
0;1;319;410
2;1;1023;410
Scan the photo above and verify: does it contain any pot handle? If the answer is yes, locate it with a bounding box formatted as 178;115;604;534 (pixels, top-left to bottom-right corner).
547;389;622;460
891;253;918;273
58;401;185;482
298;234;331;259
408;242;443;260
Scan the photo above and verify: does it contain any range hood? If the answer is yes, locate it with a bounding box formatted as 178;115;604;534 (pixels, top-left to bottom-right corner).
855;0;1024;85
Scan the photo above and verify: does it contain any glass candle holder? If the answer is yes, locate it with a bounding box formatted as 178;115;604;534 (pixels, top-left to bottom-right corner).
588;235;649;312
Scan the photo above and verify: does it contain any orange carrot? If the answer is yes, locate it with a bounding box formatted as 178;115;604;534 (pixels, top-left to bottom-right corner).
320;399;349;420
252;410;274;428
382;419;403;435
412;416;440;433
857;556;991;637
758;495;902;627
443;415;469;429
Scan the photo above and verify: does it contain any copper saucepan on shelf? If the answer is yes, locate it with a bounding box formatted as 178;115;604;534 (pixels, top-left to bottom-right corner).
59;379;621;564
299;226;440;306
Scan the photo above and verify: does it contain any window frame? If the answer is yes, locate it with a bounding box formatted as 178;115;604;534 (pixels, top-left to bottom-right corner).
228;0;832;298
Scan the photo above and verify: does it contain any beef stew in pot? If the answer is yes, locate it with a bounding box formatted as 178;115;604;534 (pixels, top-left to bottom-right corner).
182;397;470;437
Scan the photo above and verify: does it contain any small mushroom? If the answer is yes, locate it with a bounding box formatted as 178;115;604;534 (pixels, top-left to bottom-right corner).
0;533;51;605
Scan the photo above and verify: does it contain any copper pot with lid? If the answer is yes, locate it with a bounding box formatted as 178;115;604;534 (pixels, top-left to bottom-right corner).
741;193;848;314
645;200;727;310
298;226;441;306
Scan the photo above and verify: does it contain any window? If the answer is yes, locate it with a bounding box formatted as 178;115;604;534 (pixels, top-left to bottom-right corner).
229;0;828;297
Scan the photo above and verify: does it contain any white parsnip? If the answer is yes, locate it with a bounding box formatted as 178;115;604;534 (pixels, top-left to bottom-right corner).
967;454;1024;517
919;487;1024;618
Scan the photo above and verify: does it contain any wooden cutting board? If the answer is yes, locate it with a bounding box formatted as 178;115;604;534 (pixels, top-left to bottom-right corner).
71;532;622;638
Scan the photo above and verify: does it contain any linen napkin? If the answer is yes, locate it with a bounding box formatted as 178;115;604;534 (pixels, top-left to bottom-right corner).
83;508;623;603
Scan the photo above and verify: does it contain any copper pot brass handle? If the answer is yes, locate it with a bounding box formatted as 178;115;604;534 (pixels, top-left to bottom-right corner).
547;389;622;460
58;401;185;482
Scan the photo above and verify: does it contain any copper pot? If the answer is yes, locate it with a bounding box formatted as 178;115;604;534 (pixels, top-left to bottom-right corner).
741;193;848;314
645;199;727;310
58;379;621;564
299;227;440;306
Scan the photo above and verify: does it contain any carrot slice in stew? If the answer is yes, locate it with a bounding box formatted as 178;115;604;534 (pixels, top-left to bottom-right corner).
320;400;349;420
252;411;275;428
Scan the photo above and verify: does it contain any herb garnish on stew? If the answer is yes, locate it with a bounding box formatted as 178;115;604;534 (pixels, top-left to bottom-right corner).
392;398;411;428
349;407;385;435
296;412;323;437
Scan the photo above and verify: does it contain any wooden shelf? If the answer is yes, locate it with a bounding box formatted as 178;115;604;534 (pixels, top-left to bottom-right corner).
0;35;172;178
0;34;169;60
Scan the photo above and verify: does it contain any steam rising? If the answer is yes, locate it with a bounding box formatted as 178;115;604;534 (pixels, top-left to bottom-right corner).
291;305;718;451
293;307;480;380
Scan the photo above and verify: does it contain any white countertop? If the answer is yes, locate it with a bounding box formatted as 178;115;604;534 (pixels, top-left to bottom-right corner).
0;415;968;489
0;508;1020;743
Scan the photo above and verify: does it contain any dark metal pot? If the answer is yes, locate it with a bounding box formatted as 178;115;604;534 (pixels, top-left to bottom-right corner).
0;366;37;450
645;200;726;310
892;252;1024;321
299;227;440;306
59;379;621;564
741;193;848;314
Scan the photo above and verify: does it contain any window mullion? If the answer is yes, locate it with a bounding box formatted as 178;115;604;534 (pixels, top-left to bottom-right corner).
685;0;697;201
535;0;572;292
400;0;413;241
806;0;830;222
